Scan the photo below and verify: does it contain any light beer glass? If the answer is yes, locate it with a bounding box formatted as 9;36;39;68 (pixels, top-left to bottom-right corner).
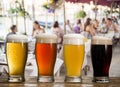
35;34;57;82
91;36;112;83
6;35;28;82
63;34;85;83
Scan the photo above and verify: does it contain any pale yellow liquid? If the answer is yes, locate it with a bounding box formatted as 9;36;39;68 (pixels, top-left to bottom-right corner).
64;44;84;77
6;43;28;76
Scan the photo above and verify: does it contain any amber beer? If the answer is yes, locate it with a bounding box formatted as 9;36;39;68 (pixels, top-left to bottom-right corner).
35;34;57;82
91;36;112;83
6;35;28;82
63;34;85;83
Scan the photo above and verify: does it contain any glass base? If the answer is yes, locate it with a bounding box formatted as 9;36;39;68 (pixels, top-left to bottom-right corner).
37;76;54;82
9;75;25;82
93;77;110;83
65;76;82;83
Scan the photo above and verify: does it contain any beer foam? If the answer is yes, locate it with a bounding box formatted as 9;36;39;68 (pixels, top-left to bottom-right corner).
63;34;84;45
92;36;112;45
7;34;28;43
36;34;57;43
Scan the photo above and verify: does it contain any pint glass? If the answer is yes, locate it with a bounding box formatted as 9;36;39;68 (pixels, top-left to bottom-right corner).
6;35;28;82
63;34;85;83
35;34;57;82
91;36;112;83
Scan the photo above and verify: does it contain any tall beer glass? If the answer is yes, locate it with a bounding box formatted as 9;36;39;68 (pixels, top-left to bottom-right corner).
91;36;112;83
6;35;28;82
35;34;57;82
63;34;85;83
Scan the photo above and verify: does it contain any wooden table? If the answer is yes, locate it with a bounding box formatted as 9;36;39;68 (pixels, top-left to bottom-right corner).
0;77;120;87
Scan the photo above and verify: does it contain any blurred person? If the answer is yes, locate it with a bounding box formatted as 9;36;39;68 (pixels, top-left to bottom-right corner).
32;21;45;37
65;19;73;34
82;18;96;75
77;19;83;31
51;21;64;52
102;18;106;24
93;19;99;33
84;18;96;39
51;21;64;37
111;16;119;25
7;25;17;36
106;18;119;45
100;18;107;33
4;25;17;53
106;18;118;33
73;19;83;33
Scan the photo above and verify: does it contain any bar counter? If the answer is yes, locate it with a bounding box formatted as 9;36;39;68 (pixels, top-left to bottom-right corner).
1;77;120;87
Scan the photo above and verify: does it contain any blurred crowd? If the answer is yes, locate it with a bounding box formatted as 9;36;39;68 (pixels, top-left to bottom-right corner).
7;16;120;39
31;16;119;40
6;16;120;54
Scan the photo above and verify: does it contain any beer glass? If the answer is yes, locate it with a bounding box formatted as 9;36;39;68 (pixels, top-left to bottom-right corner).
35;34;57;82
63;34;85;83
6;35;28;82
91;36;112;83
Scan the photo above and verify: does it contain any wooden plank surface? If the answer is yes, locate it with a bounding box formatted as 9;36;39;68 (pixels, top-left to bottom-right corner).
0;77;120;87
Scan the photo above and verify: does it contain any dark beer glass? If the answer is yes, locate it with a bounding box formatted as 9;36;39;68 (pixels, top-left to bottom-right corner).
91;36;112;83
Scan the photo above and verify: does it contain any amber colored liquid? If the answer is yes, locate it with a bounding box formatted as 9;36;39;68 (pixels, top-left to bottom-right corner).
6;42;28;76
64;44;84;77
35;43;57;76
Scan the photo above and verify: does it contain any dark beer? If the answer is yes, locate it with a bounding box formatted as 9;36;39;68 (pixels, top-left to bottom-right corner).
91;36;112;83
91;45;112;76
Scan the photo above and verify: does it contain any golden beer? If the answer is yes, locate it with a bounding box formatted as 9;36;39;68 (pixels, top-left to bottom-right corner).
35;34;57;82
6;35;28;82
63;34;85;83
64;44;84;76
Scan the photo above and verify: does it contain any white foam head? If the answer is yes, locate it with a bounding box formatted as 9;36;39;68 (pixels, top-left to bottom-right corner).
7;34;28;43
92;36;112;45
36;34;57;43
63;34;84;45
